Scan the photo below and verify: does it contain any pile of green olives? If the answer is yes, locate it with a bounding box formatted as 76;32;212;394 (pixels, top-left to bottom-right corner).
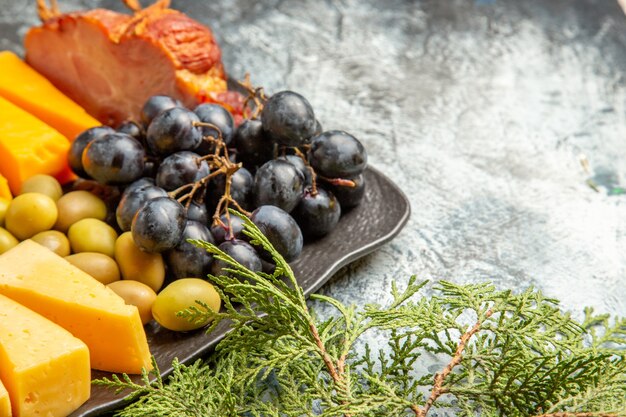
0;174;220;331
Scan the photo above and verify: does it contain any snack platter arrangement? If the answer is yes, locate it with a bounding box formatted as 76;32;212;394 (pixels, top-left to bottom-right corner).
0;1;409;416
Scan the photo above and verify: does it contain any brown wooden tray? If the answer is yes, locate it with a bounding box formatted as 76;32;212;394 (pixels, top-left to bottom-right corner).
71;165;410;416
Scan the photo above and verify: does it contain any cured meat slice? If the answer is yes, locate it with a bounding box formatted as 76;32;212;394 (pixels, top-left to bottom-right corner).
25;0;231;126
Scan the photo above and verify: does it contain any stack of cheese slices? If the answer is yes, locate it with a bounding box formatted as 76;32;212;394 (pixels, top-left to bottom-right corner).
0;52;152;417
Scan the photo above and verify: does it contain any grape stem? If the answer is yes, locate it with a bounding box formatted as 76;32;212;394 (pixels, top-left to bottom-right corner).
319;176;357;188
292;147;318;196
236;74;267;119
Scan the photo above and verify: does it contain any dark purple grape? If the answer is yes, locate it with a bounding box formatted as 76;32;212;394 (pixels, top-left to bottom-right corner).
146;107;202;155
167;220;214;279
122;177;155;196
186;200;209;224
211;239;262;277
156;151;209;191
207;167;254;211
250;205;303;262
82;133;145;185
194;103;235;147
309;131;367;178
261;91;317;146
117;120;144;141
116;185;168;232
131;197;186;252
232;119;274;170
254;160;304;212
277;155;312;185
68;126;115;178
140;95;183;127
292;187;341;239
325;174;366;209
210;214;245;244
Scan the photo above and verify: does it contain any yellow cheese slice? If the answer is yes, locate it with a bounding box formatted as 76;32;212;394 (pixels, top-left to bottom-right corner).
0;294;90;417
0;240;152;374
0;96;74;194
0;378;10;417
0;51;100;141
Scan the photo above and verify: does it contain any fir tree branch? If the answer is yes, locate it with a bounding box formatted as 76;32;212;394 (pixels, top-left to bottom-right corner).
95;211;626;417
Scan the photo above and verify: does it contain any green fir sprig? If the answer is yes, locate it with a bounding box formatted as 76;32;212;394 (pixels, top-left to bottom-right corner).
95;211;626;417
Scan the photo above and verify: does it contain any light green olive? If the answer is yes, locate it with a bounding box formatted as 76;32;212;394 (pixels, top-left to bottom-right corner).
65;252;120;285
5;193;58;240
152;278;221;332
107;280;157;325
19;174;63;201
31;230;71;257
0;227;19;254
0;197;10;227
67;218;117;257
114;232;165;292
54;191;107;233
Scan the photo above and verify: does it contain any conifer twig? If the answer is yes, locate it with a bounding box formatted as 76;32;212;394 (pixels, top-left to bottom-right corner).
414;309;494;417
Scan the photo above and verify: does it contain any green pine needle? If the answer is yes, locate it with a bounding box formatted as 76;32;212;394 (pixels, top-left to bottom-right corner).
96;211;626;417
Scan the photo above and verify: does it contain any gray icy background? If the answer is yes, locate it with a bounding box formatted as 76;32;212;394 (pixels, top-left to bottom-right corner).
1;0;625;329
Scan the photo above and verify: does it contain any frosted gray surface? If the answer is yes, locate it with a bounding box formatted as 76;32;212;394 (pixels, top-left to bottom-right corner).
1;0;625;403
2;0;625;313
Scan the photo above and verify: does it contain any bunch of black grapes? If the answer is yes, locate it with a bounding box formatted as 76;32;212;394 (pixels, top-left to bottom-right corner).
68;90;367;279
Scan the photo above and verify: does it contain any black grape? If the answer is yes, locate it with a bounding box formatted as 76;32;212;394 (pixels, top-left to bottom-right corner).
156;151;209;191
325;174;366;209
250;205;303;262
254;160;304;212
194;103;235;150
207;167;254;211
309;130;367;178
140;95;183;127
261;91;317;146
211;239;262;277
292;187;341;239
167;220;214;279
146;107;203;155
233;118;274;170
82;132;145;185
131;197;186;252
68;126;115;178
116;185;168;232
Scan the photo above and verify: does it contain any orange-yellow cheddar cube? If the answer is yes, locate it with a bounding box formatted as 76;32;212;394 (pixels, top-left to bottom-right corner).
0;51;100;141
0;96;74;194
0;378;10;417
0;240;152;374
0;294;90;417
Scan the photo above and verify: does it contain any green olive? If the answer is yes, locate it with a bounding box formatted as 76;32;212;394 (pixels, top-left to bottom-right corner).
152;278;221;332
31;230;71;257
107;280;157;325
5;193;58;240
0;197;10;227
0;227;19;255
67;218;117;257
19;174;63;201
65;252;120;285
114;232;165;292
54;191;107;233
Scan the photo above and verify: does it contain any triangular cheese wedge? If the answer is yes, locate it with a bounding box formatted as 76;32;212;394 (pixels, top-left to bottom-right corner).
0;51;100;141
0;240;152;373
0;294;90;417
